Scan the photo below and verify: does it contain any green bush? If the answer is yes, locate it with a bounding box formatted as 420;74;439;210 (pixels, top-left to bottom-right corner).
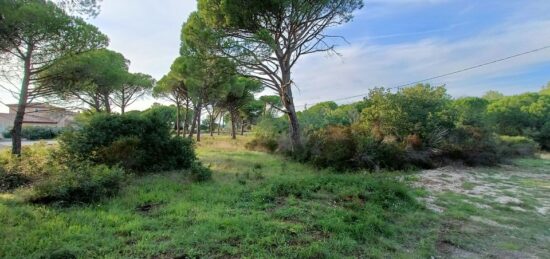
246;116;287;152
0;143;57;178
30;163;125;205
440;126;501;166
189;161;212;182
59;113;196;172
3;127;63;140
0;172;31;192
2;130;11;138
23;127;63;140
306;126;356;170
534;121;550;150
498;135;538;157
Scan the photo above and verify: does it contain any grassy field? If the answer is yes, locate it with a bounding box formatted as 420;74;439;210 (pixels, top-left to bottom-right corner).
1;136;548;258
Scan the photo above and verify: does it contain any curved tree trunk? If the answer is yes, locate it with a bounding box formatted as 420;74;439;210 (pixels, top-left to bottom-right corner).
189;100;201;140
11;53;32;156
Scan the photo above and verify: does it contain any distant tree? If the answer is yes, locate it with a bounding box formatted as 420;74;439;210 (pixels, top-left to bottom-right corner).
112;73;155;114
362;84;453;144
487;92;550;149
153;72;190;136
0;0;108;155
179;12;236;142
40;49;128;113
198;0;364;150
239;99;265;135
220;77;263;139
483;90;505;101
452;97;490;128
142;103;177;130
299;101;339;132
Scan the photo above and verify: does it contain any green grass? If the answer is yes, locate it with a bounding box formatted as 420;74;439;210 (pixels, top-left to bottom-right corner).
0;136;438;258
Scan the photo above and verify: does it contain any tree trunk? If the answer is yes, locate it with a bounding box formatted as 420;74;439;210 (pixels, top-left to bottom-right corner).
218;112;223;135
196;105;202;142
183;99;190;135
280;69;301;151
209;113;215;137
11;52;32;156
230;110;237;140
241;119;245;135
176;101;181;136
103;93;111;113
120;91;126;114
188;100;201;139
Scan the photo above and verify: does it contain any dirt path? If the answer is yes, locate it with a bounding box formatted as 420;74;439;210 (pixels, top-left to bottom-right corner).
414;157;550;258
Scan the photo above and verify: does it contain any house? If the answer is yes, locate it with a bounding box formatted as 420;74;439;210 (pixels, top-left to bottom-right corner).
0;103;75;137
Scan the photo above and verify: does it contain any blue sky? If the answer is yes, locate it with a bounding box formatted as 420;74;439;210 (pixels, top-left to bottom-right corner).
2;0;550;112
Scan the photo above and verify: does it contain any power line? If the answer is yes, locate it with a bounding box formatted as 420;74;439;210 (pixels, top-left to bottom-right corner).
295;44;550;108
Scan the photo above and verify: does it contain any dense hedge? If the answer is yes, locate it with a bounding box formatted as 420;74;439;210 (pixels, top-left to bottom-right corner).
59;112;196;172
2;126;63;140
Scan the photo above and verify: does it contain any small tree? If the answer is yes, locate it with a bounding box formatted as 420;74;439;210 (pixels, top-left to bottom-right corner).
220;77;263;139
153;71;190;136
0;0;108;155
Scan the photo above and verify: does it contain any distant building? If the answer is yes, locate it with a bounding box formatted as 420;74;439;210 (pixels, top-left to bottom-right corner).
0;103;75;136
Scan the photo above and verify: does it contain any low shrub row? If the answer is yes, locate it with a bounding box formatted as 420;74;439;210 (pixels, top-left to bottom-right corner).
2;126;64;140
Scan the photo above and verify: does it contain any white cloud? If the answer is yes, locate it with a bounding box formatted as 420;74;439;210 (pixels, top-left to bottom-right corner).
290;19;550;107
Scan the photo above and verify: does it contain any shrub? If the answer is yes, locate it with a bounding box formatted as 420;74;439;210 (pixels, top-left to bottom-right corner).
247;116;287;152
0;172;31;192
354;134;409;171
3;127;63;140
0;143;57;178
22;127;63;140
189;161;212;182
440;126;501;166
2;130;11;138
306;126;356;170
534;121;550;150
30;163;125;205
498;135;538;157
59;113;196;172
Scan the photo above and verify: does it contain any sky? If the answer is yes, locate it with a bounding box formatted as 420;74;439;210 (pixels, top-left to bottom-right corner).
2;0;550;112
